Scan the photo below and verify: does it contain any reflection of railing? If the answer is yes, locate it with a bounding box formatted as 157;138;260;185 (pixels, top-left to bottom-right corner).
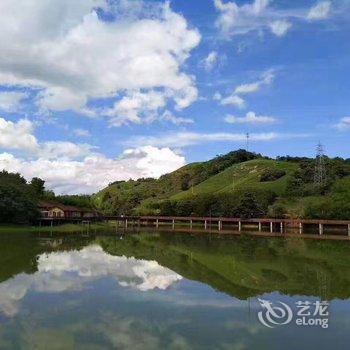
102;216;350;238
37;215;350;239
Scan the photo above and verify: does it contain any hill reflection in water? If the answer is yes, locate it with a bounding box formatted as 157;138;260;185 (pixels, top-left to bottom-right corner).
1;231;350;349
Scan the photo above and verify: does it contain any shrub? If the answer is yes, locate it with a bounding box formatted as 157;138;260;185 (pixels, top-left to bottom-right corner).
268;203;287;218
260;168;286;182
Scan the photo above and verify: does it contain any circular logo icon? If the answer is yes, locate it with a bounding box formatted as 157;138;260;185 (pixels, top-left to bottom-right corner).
258;298;293;328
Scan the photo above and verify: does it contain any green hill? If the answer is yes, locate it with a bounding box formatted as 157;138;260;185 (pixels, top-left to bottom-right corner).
171;159;298;200
94;150;350;219
94;149;264;214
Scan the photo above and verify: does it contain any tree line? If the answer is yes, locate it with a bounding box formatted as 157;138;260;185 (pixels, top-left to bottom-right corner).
0;171;95;224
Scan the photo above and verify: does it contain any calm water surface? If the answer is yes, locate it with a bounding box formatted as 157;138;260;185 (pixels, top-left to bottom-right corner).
1;230;350;349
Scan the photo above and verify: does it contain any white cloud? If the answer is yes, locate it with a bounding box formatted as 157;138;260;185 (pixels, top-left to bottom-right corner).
224;111;277;125
0;116;186;193
234;82;260;95
334;117;350;131
0;91;28;112
0;146;185;194
0;245;182;316
0;1;200;122
214;0;335;39
38;142;95;160
0;117;38;151
307;1;331;20
73;128;91;137
102;90;196;127
234;70;274;95
0;117;96;160
220;94;246;108
160;110;194;125
216;70;275;109
269;20;292;37
201;51;219;71
103;90;167;126
214;0;291;38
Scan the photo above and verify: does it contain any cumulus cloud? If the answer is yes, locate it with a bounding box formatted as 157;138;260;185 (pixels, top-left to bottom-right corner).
0;91;28;112
307;1;331;20
201;51;219;71
224;111;277;125
0;245;182;317
334;117;350;131
0;117;95;160
103;90;167;126
0;116;186;193
0;0;200;124
100;90;195;126
0;117;39;151
0;146;185;194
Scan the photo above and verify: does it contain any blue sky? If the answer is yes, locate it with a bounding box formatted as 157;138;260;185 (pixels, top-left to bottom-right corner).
0;0;349;193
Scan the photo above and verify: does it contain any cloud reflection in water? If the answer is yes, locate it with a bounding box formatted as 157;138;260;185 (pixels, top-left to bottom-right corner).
0;245;182;316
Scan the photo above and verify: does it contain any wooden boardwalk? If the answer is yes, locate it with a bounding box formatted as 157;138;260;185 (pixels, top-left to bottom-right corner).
39;215;350;238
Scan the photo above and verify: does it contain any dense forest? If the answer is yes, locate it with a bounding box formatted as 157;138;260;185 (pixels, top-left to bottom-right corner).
0;171;43;223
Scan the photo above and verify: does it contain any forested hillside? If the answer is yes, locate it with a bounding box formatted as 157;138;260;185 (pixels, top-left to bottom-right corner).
95;150;350;219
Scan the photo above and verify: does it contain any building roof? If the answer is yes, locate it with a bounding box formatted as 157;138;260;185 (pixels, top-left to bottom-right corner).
38;201;102;216
39;201;84;212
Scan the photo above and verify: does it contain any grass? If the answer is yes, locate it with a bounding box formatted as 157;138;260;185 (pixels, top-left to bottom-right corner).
0;225;35;234
171;159;298;200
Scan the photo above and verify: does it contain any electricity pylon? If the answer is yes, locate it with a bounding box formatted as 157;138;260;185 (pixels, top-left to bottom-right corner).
314;142;326;186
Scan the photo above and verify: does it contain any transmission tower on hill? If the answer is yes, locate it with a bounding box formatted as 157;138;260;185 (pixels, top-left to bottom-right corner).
314;142;326;186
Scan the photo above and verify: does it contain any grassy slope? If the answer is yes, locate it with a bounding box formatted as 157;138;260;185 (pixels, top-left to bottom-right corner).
94;162;204;207
94;151;264;211
171;159;298;200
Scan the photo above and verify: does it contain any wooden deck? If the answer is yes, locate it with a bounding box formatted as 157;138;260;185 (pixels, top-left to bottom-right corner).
39;215;350;239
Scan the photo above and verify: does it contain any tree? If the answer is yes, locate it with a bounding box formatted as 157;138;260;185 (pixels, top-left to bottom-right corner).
0;184;39;223
30;177;46;198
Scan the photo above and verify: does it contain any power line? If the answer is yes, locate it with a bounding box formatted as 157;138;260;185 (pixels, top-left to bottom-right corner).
246;132;250;152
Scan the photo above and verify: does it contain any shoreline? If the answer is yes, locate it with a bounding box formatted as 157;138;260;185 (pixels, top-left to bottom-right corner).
0;223;115;234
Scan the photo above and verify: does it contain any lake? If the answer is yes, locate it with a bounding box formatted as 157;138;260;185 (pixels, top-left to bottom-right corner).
0;230;350;349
